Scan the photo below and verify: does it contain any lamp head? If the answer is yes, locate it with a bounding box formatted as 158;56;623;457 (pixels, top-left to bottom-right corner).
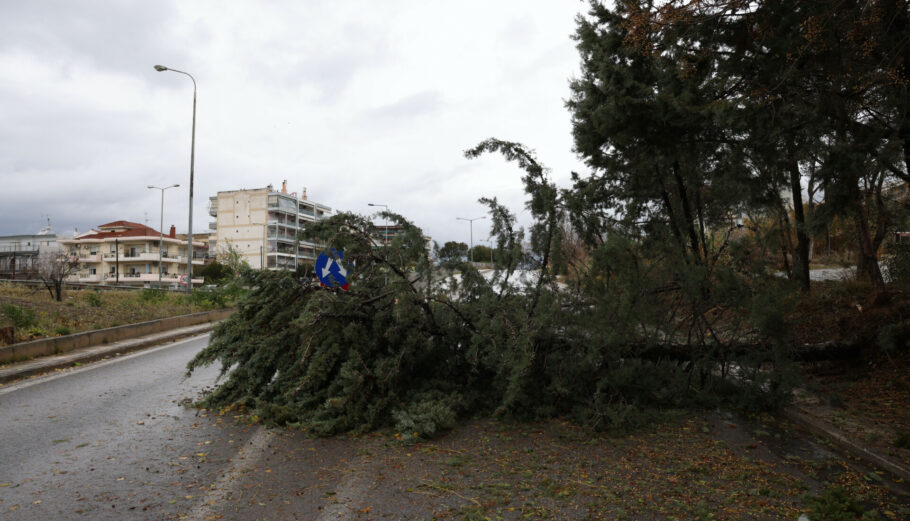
147;185;155;189
154;65;168;72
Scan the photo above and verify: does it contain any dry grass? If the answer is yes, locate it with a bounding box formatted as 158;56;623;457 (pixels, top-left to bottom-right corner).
0;282;212;345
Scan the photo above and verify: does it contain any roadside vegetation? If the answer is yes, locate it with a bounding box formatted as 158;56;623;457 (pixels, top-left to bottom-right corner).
0;283;236;347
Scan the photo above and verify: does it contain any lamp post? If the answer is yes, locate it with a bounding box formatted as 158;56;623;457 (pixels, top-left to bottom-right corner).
147;184;179;287
154;64;196;293
482;238;494;267
367;203;389;246
456;216;486;263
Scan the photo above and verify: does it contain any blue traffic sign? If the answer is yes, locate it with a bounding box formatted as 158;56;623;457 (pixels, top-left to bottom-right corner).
315;249;350;290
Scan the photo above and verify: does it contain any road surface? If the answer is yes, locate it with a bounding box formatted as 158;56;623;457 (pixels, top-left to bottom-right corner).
0;335;266;520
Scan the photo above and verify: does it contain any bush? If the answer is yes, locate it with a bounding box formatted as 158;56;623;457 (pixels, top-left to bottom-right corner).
138;289;167;303
2;303;37;330
804;487;879;521
54;326;72;336
884;243;910;285
85;292;104;307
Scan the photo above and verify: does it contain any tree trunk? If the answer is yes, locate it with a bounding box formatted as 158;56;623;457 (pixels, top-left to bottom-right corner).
789;159;811;292
672;161;702;264
853;207;886;290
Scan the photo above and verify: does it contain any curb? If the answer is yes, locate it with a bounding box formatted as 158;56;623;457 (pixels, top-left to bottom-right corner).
0;323;216;385
782;406;910;488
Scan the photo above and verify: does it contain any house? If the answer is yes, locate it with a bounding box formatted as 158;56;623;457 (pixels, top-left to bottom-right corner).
57;221;205;287
208;181;331;270
0;225;60;280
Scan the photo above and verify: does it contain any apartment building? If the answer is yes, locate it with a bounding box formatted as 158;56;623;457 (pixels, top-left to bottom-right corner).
209;181;331;270
0;225;59;280
58;221;205;287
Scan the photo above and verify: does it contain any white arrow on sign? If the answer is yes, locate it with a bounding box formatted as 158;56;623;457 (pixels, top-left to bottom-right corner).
321;257;348;280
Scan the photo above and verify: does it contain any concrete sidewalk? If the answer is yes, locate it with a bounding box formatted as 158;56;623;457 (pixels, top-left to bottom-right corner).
0;323;214;385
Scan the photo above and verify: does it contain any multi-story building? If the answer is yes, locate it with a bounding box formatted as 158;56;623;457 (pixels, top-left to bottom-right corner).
58;221;205;287
208;181;331;270
0;226;60;280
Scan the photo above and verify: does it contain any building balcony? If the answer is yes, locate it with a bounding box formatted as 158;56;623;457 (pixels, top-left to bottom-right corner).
76;254;101;263
104;252;159;262
119;273;204;285
208;221;217;230
74;274;102;283
208;197;217;217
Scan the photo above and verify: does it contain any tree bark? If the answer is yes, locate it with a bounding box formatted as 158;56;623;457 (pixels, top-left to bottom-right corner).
788;158;811;292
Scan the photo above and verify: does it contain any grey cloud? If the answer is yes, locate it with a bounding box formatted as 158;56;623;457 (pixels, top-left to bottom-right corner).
365;91;445;122
0;1;182;77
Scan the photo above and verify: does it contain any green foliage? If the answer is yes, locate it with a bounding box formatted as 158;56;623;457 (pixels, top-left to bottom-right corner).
804;487;879;521
54;326;71;336
188;143;797;437
85;291;104;307
2;303;37;330
199;261;231;284
138;289;167;303
884;243;910;285
436;241;468;263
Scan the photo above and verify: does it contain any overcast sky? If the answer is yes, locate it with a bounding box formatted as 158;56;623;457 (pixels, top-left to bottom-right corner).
0;1;589;247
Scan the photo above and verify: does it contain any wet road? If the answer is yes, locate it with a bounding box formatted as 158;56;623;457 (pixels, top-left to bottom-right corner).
0;334;261;521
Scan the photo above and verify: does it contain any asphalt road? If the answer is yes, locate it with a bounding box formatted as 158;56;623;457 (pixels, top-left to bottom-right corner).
0;334;263;521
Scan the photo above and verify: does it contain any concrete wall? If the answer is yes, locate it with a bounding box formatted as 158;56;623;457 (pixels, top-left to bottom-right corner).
0;308;233;363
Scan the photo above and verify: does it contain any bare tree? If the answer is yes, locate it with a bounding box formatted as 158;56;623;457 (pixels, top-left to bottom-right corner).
37;246;79;301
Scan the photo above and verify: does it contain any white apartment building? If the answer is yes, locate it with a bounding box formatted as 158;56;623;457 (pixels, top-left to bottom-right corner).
208;181;331;270
0;225;59;280
58;221;205;287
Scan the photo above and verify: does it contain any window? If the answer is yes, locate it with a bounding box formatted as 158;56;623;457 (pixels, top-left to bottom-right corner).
89;268;96;275
110;266;116;274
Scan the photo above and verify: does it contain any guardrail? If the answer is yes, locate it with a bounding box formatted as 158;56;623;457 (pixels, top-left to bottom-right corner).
0;308;233;363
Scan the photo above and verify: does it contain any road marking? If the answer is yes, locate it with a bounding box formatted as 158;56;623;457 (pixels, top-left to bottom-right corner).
0;333;211;396
186;427;277;521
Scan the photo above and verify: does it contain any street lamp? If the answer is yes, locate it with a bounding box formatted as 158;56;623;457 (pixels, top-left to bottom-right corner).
368;203;389;246
482;238;494;267
456;216;486;263
147;184;179;287
154;64;196;293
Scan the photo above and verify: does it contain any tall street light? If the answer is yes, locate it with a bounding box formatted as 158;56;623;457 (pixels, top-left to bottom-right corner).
456;216;486;263
154;64;196;293
148;184;179;287
368;203;389;246
482;238;494;267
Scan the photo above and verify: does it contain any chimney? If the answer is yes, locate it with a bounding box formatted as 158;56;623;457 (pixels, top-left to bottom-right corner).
169;225;176;238
281;180;288;194
301;187;308;200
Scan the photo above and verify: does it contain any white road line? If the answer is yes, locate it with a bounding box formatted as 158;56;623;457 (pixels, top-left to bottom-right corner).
185;427;277;521
0;333;211;396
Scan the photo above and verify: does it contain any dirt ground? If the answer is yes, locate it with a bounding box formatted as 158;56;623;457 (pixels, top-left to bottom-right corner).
799;354;910;468
187;410;909;521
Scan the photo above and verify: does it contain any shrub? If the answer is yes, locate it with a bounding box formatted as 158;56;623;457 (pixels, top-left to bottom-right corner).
54;326;72;336
2;303;37;330
86;292;103;307
804;487;879;521
138;289;167;303
884;243;910;285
